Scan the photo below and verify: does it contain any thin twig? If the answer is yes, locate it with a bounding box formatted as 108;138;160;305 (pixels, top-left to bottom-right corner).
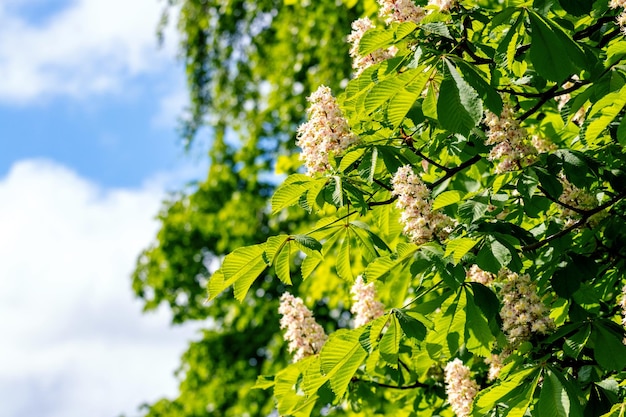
430;154;482;189
521;192;626;252
352;377;427;390
537;185;586;215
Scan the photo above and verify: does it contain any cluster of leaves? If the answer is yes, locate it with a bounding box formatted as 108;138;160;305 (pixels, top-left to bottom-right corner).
208;0;626;415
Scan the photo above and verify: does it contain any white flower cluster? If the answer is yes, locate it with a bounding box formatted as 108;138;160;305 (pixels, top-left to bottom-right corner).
378;0;426;24
429;0;458;11
348;18;399;77
484;104;536;173
350;275;386;327
278;293;328;362
296;85;359;176
557;174;604;226
444;358;479;417
610;0;626;34
466;264;494;286
499;270;554;347
391;165;455;244
485;353;505;381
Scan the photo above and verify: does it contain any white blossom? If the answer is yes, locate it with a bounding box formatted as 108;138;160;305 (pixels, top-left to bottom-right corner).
610;0;626;34
391;165;455;244
484;104;537;173
499;270;554;347
296;86;359;176
444;358;479;417
350;275;385;327
378;0;426;24
557;174;605;227
466;264;494;286
348;18;398;77
278;293;328;361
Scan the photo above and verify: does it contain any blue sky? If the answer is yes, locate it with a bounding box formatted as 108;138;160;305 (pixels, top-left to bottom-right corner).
0;1;208;416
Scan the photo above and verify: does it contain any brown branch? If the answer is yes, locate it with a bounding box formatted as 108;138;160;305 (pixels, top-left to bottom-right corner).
537;185;586;215
368;196;397;208
574;16;615;40
430;154;482;189
352;377;428;390
521;191;626;252
519;84;559;122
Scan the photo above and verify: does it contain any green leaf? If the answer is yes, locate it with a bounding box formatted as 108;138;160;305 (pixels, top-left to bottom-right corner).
422;83;438;120
207;270;226;301
220;244;268;301
476;236;512;273
303;328;367;399
527;11;586;81
365;242;418;281
438;60;483;136
253;374;275;390
495;11;523;70
454;59;503;115
536;368;584;417
432;190;464;210
458;200;489;223
395;309;427;341
464;286;494;356
592;321;626;371
272;178;311;214
275;243;292;285
339;147;365;172
426;289;466;359
336;230;353;281
331;176;344;207
472;367;540;416
444;237;479;264
533;166;563;198
563;324;591;359
359;22;417;56
379;314;401;364
585;85;626;144
293;234;323;254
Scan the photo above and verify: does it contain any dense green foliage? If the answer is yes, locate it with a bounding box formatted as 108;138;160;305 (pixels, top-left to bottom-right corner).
136;0;626;415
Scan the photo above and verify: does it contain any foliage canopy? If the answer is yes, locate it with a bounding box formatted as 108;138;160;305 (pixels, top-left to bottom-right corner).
135;0;626;416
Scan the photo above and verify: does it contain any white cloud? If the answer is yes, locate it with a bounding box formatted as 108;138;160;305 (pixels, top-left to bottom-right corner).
0;0;179;102
0;159;200;417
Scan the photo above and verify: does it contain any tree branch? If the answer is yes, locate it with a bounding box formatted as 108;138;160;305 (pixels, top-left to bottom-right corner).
430;154;482;189
537;185;586;215
352;377;428;390
521;191;626;252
